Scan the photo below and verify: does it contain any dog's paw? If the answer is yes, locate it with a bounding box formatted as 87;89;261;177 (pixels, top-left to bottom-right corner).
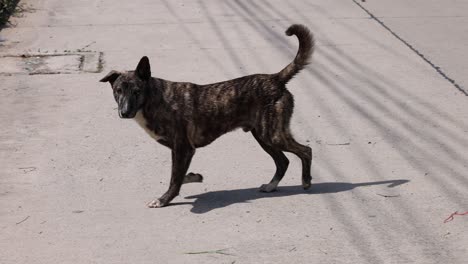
147;199;167;208
183;173;203;184
259;183;277;193
302;178;312;190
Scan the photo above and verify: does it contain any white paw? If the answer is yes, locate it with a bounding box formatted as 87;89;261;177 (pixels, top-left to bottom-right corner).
147;199;165;208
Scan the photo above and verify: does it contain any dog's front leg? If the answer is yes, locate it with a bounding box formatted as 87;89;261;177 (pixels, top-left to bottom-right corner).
147;142;195;208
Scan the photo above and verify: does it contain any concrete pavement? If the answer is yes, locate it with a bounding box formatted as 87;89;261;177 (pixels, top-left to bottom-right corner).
1;0;467;263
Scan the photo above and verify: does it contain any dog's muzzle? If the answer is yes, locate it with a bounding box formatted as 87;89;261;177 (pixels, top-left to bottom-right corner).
118;101;136;118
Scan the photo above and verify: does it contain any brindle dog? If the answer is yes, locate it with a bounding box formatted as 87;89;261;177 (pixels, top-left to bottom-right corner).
100;24;314;208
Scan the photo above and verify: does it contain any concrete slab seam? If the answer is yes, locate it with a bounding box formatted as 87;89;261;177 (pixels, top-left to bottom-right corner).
352;0;468;96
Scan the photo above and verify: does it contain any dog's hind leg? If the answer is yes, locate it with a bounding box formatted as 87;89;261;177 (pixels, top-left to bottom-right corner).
277;134;312;190
252;130;289;192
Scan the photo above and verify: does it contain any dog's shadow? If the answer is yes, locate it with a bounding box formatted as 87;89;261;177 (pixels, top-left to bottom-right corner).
181;179;409;214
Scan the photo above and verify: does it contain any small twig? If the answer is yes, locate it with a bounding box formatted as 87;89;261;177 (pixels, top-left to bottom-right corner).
444;211;468;223
326;142;350;146
377;193;400;198
77;41;96;51
318;248;328;255
16;216;30;225
288;246;297;252
185;248;233;256
18;166;36;173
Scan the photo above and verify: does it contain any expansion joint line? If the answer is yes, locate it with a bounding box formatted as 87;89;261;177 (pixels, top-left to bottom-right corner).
352;0;468;96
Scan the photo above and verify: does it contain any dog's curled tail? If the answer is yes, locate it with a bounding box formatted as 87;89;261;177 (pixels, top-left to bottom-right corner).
277;24;314;84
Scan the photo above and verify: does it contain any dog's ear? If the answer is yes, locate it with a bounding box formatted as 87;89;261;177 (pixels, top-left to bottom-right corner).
99;71;121;85
135;56;151;81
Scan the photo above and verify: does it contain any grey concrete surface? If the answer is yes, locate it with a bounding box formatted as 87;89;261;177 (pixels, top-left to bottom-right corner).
358;0;468;94
1;0;467;263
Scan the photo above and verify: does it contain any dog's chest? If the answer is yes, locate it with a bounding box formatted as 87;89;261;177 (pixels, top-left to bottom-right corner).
134;111;164;141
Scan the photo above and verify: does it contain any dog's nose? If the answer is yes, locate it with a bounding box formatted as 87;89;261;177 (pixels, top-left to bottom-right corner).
121;111;132;118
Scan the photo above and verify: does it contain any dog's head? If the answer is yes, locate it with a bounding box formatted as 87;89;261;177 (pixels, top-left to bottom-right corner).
100;56;151;118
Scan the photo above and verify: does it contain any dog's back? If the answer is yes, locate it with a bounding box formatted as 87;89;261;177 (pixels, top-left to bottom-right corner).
149;24;314;147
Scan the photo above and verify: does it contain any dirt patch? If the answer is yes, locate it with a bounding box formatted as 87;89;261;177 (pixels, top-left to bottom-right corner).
0;52;103;75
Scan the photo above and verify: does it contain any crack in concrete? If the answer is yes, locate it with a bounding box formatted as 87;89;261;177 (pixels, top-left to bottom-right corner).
352;0;468;96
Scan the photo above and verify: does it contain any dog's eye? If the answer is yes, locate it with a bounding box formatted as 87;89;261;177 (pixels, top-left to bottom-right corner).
115;88;122;94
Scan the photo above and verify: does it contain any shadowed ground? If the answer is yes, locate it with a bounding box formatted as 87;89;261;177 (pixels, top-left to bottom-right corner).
185;180;409;213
